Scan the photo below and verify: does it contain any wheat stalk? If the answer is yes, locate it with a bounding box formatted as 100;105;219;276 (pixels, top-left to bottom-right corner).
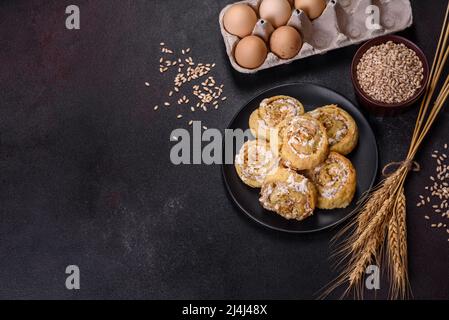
323;171;402;298
323;4;449;299
387;189;409;299
331;167;403;254
347;238;378;299
351;195;393;253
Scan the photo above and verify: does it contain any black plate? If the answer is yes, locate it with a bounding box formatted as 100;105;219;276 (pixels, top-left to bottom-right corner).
222;83;378;233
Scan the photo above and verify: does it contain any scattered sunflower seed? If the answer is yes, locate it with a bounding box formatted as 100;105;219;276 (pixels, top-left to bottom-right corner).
416;145;449;242
151;44;227;126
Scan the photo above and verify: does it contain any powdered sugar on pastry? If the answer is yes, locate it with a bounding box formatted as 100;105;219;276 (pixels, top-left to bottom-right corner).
235;140;279;187
305;152;356;209
259;168;316;221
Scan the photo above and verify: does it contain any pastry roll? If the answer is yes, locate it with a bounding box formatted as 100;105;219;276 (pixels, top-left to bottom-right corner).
279;115;329;170
308;104;358;155
249;95;304;142
260;168;317;221
305;152;357;209
235;140;279;188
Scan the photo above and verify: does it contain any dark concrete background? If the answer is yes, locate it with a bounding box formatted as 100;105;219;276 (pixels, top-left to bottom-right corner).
0;0;448;299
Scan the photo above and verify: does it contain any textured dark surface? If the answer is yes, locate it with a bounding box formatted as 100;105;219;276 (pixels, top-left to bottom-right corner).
0;0;448;299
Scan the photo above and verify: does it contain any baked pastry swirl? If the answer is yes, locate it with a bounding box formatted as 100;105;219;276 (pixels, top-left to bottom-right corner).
308;104;358;155
260;168;317;221
305;152;356;209
280;115;329;170
249;95;304;141
235;140;279;188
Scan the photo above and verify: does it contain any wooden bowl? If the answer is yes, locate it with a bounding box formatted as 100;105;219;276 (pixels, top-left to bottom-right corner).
351;35;429;116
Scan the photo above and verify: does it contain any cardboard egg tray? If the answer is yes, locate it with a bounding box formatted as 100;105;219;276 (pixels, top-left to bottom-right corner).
219;0;413;73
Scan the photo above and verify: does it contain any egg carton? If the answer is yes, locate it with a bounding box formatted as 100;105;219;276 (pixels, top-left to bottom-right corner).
219;0;413;73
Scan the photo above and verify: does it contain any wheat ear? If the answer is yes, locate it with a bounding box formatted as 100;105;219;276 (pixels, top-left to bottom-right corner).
387;188;410;299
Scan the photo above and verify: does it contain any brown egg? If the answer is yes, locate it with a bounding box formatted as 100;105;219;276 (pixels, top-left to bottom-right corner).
295;0;327;20
223;4;258;38
270;26;302;59
234;36;268;69
259;0;292;28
